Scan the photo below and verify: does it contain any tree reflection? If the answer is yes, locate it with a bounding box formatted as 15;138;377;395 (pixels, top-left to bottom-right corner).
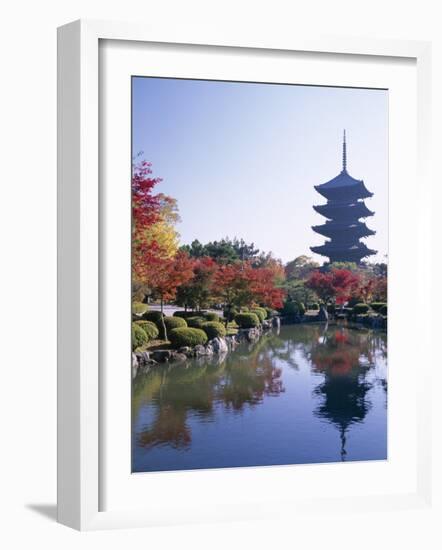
133;333;285;449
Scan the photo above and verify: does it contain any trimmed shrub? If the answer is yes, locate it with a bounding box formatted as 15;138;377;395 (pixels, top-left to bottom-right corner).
370;302;387;312
251;307;267;322
163;316;187;331
353;303;370;315
281;301;305;316
202;321;226;339
307;303;319;311
235;312;260;329
132;301;148;316
142;310;164;323
173;310;194;319
132;322;149;350
265;307;278;318
186;316;206;328
169;327;208;348
380;304;387;315
204;312;220;322
134;320;159;341
223;307;239;322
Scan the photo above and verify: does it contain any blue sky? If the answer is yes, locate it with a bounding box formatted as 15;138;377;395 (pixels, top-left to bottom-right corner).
132;77;388;264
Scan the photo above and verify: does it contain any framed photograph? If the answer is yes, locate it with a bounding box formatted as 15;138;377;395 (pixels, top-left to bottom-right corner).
57;20;433;530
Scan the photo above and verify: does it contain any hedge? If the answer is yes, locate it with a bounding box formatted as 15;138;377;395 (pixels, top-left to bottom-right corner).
202;321;226;339
174;310;199;319
132;322;149;350
281;301;305;316
142;310;164;323
134;320;159;340
204;312;220;322
132;301;148;316
370;302;387;312
169;327;208;348
186;316;206;328
235;312;260;329
164;316;187;331
251;307;267;322
223;307;239;322
353;303;370;315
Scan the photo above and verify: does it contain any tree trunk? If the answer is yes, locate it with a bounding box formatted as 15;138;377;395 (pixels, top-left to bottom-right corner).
160;297;167;341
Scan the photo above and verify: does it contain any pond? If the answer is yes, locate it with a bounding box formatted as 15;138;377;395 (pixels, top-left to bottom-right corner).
132;324;387;472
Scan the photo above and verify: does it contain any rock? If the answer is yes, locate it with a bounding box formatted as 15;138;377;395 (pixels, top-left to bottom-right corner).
262;320;272;330
178;346;191;356
194;344;214;357
132;353;139;369
272;316;281;329
136;351;151;366
318;306;329;322
151;350;172;362
211;337;228;354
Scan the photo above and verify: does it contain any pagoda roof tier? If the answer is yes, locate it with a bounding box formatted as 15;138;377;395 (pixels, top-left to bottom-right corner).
313;201;374;220
314;171;373;201
310;242;377;262
312;220;375;239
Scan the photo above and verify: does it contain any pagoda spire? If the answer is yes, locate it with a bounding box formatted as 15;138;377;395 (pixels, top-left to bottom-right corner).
342;129;347;172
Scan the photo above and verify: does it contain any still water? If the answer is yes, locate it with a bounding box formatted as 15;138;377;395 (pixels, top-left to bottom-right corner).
132;324;387;472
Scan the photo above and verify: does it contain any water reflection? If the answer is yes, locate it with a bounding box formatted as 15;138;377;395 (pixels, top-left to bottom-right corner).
132;324;387;471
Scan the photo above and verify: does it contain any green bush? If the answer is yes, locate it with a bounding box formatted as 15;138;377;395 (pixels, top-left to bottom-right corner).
265;307;277;318
142;310;164;323
370;302;387;312
380;304;387;315
281;300;305;316
204;312;220;322
307;303;319;311
169;327;208;348
132;322;149;350
223;307;239;322
134;320;159;340
202;321;227;339
251;307;267;322
164;316;187;331
132;301;148;316
173;310;195;319
186;316;206;328
235;312;260;329
353;303;370;315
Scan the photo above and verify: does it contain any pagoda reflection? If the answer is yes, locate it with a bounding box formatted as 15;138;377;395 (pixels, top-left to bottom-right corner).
310;326;374;460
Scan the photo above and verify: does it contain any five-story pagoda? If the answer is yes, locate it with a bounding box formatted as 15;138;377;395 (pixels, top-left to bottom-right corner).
310;132;377;263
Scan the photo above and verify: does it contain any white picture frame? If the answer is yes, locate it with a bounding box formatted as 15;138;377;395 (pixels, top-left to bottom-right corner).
57;19;433;531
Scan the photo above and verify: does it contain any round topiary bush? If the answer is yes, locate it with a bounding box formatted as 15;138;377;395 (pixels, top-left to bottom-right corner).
370;302;387;312
169;327;208;348
142;310;164;323
132;322;149;350
281;300;305;316
173;310;197;319
132;301;148;316
164;316;187;331
223;307;239;322
204;312;220;322
235;312;260;329
249;308;264;322
353;303;370;315
252;307;267;320
186;316;206;328
202;321;227;339
134;320;159;341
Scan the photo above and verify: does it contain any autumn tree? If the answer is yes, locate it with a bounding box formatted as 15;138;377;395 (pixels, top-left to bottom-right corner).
175;256;218;311
306;269;360;306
